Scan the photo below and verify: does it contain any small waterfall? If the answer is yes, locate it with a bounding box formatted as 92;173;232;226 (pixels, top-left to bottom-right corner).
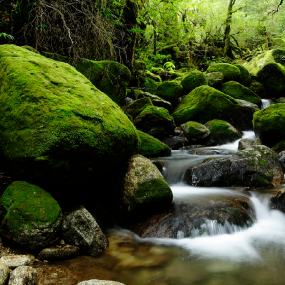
261;99;271;109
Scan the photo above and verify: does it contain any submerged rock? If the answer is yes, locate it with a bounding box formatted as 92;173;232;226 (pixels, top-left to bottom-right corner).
62;205;108;256
137;130;171;157
181;70;208;95
130;196;253;238
253;104;285;147
120;155;173;219
206;63;241;82
185;145;284;188
8;266;37;285
181;121;210;144
205;119;242;145
0;181;61;250
0;45;139;199
77;280;125;285
238;138;262;150
172;86;256;130
37;245;80;261
188;149;231;155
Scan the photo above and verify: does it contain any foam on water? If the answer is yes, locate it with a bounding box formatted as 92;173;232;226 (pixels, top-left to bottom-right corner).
261;99;271;109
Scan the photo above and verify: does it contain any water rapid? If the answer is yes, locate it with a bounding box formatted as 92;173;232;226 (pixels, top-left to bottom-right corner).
261;99;272;109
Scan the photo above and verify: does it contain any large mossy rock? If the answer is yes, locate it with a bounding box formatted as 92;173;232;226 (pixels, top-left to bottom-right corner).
234;64;252;86
253;104;285;147
181;70;208;95
244;49;285;98
221;81;261;106
120;155;173;219
180;121;210;144
248;81;267;99
206;63;241;82
137;131;171;157
122;97;153;119
44;52;131;106
155;81;183;103
172;86;256;130
0;181;62;250
0;45;139;196
205;119;242;145
185;145;284;188
134;106;174;133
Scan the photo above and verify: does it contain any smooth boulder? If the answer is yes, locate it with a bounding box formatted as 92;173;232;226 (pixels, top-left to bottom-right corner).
0;182;61;250
206;63;241;82
238;138;262;150
185;145;284;188
181;121;210;144
155;81;183;103
234;64;252;85
8;266;37;285
181;70;208;95
37;246;80;261
0;45;139;195
137;92;172;111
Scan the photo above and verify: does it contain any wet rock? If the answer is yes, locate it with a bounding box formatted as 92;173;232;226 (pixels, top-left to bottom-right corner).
161;136;186;150
62;205;108;256
77;280;125;285
0;256;31;269
206;72;224;88
147;126;168;140
188;149;231;155
120;155;173;219
185;145;284;188
278;151;285;171
0;261;9;285
130;196;253;238
205;119;242;145
0;181;62;250
8;266;37;285
236;99;260;111
181;122;210;144
37;245;80;261
238;138;262;150
270;190;285;212
151;161;164;172
137;92;172;111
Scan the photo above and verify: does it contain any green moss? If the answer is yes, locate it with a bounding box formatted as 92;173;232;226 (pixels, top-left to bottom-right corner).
221;81;261;106
137;130;171;157
272;140;285;153
0;45;139;191
145;70;162;83
253;103;285;147
150;67;164;74
172;86;243;126
181;70;208;95
206;63;241;82
234;64;251;85
249;81;267;99
163;62;175;72
180;121;210;143
0;181;61;235
143;77;160;90
123;97;153;119
155;81;183;102
205;119;242;144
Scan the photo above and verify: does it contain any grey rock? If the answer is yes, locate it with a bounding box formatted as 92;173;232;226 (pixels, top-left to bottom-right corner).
206;72;224;88
238;138;262;150
77;280;124;285
37;245;80;261
270;190;285;212
0;256;31;269
188;149;231;155
62;206;108;256
278;151;285;171
161;136;187;150
0;261;9;285
236;99;260;110
185;145;284;188
137;92;172;111
8;266;37;285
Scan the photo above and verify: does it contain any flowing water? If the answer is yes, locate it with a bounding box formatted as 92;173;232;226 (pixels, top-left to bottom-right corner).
261;99;272;109
35;131;285;285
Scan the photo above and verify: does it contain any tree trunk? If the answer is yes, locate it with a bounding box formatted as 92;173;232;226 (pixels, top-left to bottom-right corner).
153;21;157;55
224;0;236;57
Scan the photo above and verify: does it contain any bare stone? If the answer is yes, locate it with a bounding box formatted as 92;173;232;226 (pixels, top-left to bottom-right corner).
77;280;125;285
8;266;37;285
0;261;9;285
0;256;31;269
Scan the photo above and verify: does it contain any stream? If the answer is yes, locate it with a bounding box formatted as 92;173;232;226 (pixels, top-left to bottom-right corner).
35;100;285;285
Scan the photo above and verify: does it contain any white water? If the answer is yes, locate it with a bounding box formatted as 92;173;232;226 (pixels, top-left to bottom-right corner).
261;99;271;109
141;130;285;263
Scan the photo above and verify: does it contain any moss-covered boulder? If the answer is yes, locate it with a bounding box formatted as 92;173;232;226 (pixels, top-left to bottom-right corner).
163;62;175;72
277;97;285;103
120;155;173;219
180;121;210;144
122;97;153;119
234;64;252;86
221;81;262;106
155;81;183;103
181;70;208;95
248;81;267;99
137;131;171;157
142;77;160;90
272;141;285;153
0;45;139;196
244;49;285;98
43;52;131;106
145;70;162;83
185;145;284;188
151;67;164;74
205;120;242;145
253;104;285;147
238;138;262;150
172;86;256;130
206;63;241;82
206;72;224;88
134;106;174;133
137;92;172;111
0;181;61;250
